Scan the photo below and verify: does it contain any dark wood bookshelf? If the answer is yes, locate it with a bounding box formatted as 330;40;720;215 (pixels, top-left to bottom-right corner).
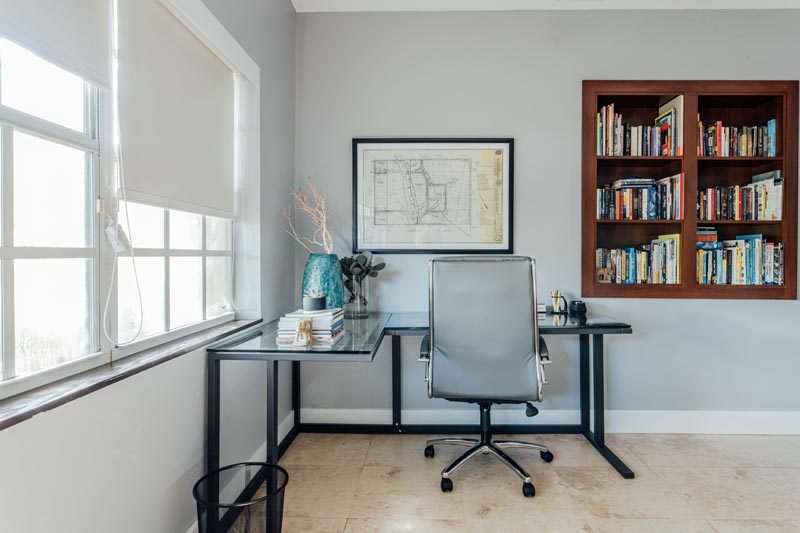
582;80;798;299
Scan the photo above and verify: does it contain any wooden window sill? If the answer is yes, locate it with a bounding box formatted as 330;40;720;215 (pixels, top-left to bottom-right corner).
0;319;261;431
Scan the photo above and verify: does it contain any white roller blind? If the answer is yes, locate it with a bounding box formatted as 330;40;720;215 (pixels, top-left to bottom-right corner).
118;0;234;217
0;0;110;88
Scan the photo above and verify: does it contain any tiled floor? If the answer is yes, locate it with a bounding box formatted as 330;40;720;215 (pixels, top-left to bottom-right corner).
276;433;800;532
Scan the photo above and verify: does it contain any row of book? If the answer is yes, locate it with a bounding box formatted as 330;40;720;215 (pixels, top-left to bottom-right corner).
596;96;684;157
276;308;344;347
698;118;777;157
696;228;784;285
597;174;684;220
596;233;681;284
697;170;782;221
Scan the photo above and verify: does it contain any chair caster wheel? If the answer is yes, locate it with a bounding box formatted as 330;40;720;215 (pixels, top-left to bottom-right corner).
540;450;554;463
522;482;535;497
440;478;453;492
424;445;435;458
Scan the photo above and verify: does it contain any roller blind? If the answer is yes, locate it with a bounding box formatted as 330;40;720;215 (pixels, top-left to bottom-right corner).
0;0;111;88
117;0;234;217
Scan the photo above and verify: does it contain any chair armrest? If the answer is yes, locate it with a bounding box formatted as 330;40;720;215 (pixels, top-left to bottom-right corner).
418;335;430;362
538;336;550;363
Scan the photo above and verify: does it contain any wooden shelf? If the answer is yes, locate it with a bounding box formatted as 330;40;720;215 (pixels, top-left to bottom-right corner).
697;220;782;225
582;80;797;300
698;156;781;161
597;156;681;161
596;219;683;224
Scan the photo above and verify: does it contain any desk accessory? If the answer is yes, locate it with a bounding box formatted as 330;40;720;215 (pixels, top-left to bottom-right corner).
285;178;344;309
550;290;568;315
568;300;587;317
340;251;386;319
302;289;326;311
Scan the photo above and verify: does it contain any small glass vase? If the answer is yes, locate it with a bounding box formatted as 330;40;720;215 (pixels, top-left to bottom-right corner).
344;277;369;319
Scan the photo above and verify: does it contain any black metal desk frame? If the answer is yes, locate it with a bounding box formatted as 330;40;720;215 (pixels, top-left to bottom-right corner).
206;313;633;532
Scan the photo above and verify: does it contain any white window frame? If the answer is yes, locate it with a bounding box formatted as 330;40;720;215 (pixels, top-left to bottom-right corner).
111;206;235;359
0;44;110;399
0;0;260;400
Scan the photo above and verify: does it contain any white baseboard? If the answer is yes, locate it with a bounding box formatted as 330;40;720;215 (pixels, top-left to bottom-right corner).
279;410;295;442
299;407;800;435
606;409;800;435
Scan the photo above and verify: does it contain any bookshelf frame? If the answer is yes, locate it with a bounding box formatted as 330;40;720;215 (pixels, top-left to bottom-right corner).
582;80;798;299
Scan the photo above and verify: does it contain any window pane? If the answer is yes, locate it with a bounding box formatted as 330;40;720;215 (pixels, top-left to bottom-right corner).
206;216;231;251
118;257;165;342
169;210;202;249
14;259;92;376
119;202;164;249
14;131;89;247
170;257;202;328
0;39;86;133
206;257;230;318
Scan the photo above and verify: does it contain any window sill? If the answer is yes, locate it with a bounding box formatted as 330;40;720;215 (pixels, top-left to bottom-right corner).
0;318;261;432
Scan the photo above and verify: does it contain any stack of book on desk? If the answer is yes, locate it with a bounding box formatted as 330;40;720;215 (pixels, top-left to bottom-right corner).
276;308;344;347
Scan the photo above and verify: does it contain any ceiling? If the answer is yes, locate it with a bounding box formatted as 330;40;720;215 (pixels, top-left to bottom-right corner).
292;0;800;13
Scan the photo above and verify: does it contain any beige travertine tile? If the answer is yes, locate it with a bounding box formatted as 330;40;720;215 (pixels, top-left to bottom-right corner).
585;516;713;532
613;434;736;468
701;435;800;468
466;508;591;533
457;452;590;532
710;519;800;532
365;434;456;468
555;465;701;520
280;433;371;467
457;453;580;520
344;517;467;532
654;467;800;521
780;436;800;449
283;516;347;533
752;468;800;505
531;434;613;467
282;465;360;518
349;464;464;520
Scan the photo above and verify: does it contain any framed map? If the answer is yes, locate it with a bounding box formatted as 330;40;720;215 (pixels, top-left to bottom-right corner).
352;138;513;254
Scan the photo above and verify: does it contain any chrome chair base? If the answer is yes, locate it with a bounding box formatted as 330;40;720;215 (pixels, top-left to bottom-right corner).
426;438;551;484
423;404;554;497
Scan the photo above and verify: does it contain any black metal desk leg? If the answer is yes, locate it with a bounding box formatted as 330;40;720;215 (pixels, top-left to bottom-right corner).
583;334;635;479
292;361;300;427
592;335;605;445
579;335;590;434
207;357;220;532
266;361;280;532
392;335;402;432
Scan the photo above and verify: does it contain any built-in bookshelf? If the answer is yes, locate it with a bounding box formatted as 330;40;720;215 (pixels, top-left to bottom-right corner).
582;80;797;299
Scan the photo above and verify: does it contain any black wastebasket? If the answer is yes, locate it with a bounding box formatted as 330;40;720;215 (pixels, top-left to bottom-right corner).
193;462;288;533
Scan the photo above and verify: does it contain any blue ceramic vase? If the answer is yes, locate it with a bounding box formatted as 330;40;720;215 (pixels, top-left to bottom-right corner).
301;253;344;310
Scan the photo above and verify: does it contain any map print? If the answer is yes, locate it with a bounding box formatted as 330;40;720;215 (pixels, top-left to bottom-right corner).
358;144;508;250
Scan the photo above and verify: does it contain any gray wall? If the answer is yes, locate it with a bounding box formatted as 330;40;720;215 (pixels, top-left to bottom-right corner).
295;10;800;416
202;0;297;439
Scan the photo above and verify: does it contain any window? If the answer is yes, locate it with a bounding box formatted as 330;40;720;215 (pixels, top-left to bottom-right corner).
116;202;233;348
0;0;258;399
0;38;100;383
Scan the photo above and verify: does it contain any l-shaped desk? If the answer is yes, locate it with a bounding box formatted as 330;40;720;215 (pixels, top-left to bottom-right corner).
206;312;633;531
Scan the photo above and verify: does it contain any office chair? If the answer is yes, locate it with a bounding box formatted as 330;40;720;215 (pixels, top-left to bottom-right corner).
419;256;553;497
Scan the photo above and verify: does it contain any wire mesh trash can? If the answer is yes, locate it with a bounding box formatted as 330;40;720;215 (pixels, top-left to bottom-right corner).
193;462;288;533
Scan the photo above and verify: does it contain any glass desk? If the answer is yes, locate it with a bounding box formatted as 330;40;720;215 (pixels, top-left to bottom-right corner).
205;312;633;531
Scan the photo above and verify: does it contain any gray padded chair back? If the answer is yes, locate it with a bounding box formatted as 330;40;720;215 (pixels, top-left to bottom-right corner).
428;256;541;402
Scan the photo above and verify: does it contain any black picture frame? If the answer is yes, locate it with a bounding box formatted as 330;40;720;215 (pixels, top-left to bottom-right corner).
352;138;514;254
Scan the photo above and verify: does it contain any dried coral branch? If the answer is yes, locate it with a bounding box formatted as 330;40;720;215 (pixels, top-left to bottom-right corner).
284;178;334;254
